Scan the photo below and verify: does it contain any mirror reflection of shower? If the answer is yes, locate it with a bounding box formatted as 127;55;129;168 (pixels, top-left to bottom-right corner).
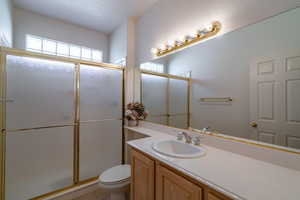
141;70;190;129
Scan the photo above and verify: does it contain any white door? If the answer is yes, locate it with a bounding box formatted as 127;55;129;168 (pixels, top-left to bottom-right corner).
250;51;300;149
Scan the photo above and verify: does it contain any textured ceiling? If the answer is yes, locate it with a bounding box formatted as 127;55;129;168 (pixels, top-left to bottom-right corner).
13;0;160;33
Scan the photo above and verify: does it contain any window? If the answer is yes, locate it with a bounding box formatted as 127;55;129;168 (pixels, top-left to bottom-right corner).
140;62;164;73
26;35;103;62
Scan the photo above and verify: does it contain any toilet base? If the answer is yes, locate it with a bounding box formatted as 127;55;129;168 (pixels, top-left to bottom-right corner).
110;191;126;200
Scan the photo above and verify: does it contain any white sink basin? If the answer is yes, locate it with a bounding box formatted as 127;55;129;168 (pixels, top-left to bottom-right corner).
152;140;206;158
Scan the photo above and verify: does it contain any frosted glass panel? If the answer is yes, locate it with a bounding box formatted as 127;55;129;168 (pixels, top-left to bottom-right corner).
169;115;188;129
142;74;168;115
80;65;122;121
80;120;122;180
169;79;188;114
147;116;168;125
6;55;75;130
5;127;73;200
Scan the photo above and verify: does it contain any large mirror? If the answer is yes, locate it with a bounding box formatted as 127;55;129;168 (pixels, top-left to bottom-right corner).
140;7;300;150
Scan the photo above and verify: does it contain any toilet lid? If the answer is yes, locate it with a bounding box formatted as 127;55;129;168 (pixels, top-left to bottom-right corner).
99;164;131;184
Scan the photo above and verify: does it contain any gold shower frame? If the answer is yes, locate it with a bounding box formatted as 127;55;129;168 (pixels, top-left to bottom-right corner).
0;47;126;200
140;69;192;129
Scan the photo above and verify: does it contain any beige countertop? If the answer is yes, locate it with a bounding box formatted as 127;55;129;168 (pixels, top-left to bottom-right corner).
126;126;300;200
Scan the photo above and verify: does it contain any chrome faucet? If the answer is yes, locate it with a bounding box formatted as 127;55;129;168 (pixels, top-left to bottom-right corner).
182;132;192;144
202;126;211;134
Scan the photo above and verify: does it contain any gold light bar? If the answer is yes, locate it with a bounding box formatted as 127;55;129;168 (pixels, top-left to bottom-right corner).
152;21;221;57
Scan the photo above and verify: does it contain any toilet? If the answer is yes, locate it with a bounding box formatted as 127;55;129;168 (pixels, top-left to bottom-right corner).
98;164;131;200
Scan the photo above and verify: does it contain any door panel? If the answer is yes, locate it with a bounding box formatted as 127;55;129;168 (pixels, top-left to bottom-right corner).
5;127;73;200
156;165;202;200
6;55;75;130
169;115;188;129
208;192;224;200
80;65;122;121
258;81;274;120
131;150;155;200
147;116;168;125
141;74;168;116
79;120;122;180
169;79;188;114
286;79;300;122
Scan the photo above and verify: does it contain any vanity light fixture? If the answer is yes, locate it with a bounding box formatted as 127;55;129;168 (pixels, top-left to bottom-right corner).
152;21;221;57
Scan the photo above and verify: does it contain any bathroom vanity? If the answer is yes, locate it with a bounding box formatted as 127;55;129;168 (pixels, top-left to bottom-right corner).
131;148;231;200
126;123;300;200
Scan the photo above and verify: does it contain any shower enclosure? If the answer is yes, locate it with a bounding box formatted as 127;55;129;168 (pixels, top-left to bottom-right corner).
141;70;191;129
0;47;125;200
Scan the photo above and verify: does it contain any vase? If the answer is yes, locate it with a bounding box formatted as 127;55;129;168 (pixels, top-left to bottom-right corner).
128;120;138;127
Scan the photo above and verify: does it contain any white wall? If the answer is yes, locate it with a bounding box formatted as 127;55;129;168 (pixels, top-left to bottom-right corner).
13;8;109;62
0;0;13;47
136;0;299;64
109;21;128;64
166;8;300;138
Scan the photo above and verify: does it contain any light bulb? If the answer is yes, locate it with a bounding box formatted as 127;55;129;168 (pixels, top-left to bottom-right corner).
160;44;168;51
179;35;188;43
168;40;176;47
204;23;213;32
151;48;159;54
191;30;201;38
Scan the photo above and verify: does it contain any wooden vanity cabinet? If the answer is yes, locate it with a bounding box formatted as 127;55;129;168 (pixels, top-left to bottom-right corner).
131;149;155;200
131;148;231;200
156;164;202;200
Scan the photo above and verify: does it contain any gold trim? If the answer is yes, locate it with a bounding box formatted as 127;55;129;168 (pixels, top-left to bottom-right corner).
155;21;221;57
1;47;124;71
166;77;170;125
122;68;126;164
141;69;189;81
187;73;192;128
0;51;7;200
80;118;122;124
30;176;99;200
73;64;80;184
6;124;76;133
190;128;300;155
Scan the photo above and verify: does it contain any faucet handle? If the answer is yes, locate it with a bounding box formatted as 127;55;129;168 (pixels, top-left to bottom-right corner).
202;126;211;134
177;132;184;141
185;136;192;144
193;136;201;145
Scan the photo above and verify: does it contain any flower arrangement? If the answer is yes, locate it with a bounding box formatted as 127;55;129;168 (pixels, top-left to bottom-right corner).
125;102;148;126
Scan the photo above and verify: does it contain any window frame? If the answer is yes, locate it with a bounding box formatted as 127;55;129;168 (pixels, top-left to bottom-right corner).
26;34;103;62
140;62;165;73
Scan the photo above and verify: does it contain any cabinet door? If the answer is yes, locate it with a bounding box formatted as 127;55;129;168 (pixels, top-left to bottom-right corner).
156;165;202;200
208;192;224;200
131;149;155;200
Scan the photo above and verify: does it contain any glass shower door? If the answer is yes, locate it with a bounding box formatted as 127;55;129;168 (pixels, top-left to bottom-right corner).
169;79;189;129
79;65;123;181
141;74;168;125
5;55;75;200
